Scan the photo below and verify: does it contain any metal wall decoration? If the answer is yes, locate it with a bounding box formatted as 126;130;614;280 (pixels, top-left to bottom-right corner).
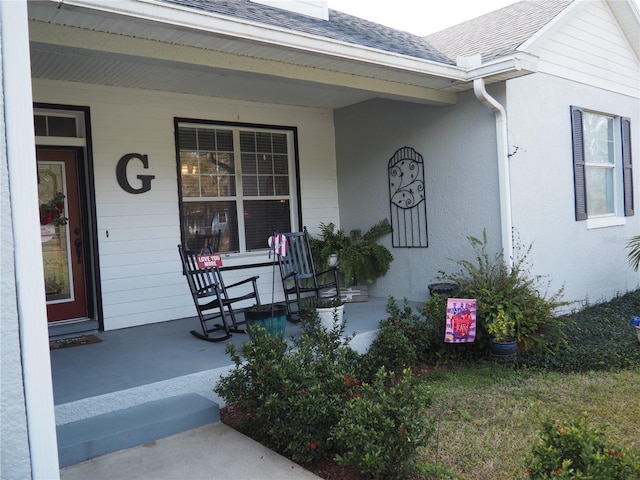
388;147;428;247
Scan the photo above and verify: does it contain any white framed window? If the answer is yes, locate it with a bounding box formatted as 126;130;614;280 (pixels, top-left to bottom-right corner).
570;106;634;224
176;119;299;254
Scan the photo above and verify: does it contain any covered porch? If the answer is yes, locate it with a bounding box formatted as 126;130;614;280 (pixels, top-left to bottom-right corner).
50;297;422;466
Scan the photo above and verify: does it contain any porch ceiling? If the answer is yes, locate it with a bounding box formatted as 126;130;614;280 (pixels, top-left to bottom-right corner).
27;1;534;109
30;41;381;109
28;1;467;109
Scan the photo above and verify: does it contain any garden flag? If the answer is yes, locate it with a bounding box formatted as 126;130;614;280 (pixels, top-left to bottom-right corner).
444;298;477;343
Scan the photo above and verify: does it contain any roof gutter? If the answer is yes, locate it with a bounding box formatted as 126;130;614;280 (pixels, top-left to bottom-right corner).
460;55;514;267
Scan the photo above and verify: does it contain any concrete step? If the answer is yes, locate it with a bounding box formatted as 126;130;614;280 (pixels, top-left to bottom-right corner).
57;393;220;468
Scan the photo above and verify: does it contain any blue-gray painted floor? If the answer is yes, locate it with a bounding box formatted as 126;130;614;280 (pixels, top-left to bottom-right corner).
50;297;402;405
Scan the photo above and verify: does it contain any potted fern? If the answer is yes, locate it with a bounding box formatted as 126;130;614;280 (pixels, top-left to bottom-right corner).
311;219;393;289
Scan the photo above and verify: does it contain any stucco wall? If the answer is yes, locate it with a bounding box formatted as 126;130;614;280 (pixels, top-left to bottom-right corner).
334;90;503;303
32;79;340;330
507;73;640;306
1;72;32;480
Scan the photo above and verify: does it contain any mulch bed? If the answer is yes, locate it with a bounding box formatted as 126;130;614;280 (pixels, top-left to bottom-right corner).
219;369;446;480
220;403;364;480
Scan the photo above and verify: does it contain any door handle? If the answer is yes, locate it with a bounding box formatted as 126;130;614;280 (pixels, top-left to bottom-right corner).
74;238;83;264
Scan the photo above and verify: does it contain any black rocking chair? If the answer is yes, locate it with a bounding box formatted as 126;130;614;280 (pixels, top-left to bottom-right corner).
178;244;261;342
276;227;340;322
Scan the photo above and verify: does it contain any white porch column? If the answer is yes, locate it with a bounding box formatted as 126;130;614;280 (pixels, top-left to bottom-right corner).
1;0;60;477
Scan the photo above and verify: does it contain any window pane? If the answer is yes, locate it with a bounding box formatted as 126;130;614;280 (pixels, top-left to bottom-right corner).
179;128;197;150
584;112;614;164
586;166;614;215
274;155;288;175
258;154;274;175
256;132;272;152
47;117;77;137
244;200;291;251
182;201;239;253
275;176;289;195
259;176;274;196
181;147;236;198
240;131;255;151
180;152;201;196
272;134;287;153
34;115;47;136
197;129;216;151
243;176;258;196
216;130;233;151
241;153;257;175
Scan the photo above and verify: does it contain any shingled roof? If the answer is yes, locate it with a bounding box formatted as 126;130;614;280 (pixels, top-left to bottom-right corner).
425;0;574;62
160;0;454;64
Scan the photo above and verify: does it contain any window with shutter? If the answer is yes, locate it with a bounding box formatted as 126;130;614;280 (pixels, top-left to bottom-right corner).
570;106;634;223
621;117;634;217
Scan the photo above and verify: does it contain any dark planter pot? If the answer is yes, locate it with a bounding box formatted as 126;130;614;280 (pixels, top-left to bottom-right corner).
490;338;517;359
245;304;287;340
428;282;458;297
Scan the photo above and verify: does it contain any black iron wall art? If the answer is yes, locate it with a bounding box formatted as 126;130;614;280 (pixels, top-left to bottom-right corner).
116;153;155;194
388;147;428;247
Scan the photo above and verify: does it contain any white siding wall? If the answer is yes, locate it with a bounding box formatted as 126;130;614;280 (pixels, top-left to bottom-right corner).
334;92;503;302
32;79;338;330
507;73;640;305
529;0;640;99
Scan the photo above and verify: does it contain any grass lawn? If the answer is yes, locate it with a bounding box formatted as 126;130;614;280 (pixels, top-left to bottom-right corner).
419;365;640;479
417;289;640;479
219;289;640;479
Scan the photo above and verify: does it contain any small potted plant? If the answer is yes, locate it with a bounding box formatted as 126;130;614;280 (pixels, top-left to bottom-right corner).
303;296;345;331
244;303;287;340
485;307;517;357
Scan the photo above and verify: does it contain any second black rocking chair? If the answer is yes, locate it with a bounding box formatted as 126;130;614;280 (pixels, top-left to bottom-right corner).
276;227;340;322
178;244;261;342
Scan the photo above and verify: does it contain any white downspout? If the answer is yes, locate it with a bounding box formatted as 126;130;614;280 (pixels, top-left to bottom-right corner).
473;77;514;268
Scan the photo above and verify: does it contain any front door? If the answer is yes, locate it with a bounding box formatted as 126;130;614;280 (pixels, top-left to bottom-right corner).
37;149;88;322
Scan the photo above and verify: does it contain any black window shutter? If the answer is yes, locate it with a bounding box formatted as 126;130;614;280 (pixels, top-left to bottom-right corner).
621;117;634;217
571;106;587;221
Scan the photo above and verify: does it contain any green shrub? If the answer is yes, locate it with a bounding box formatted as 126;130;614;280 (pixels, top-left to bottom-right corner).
214;316;361;464
437;230;568;354
423;293;485;363
215;306;436;475
525;414;640;479
331;367;433;479
363;297;442;377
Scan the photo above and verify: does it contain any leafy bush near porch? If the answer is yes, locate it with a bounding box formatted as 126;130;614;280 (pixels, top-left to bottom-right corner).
361;298;438;377
433;230;569;354
332;367;433;479
525;414;640;479
214;310;433;475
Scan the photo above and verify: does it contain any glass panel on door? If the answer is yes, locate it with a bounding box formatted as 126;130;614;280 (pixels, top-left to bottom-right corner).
39;162;72;302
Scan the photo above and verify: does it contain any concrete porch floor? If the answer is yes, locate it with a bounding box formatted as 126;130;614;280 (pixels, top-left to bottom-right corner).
50;297;400;426
51;297;428;471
